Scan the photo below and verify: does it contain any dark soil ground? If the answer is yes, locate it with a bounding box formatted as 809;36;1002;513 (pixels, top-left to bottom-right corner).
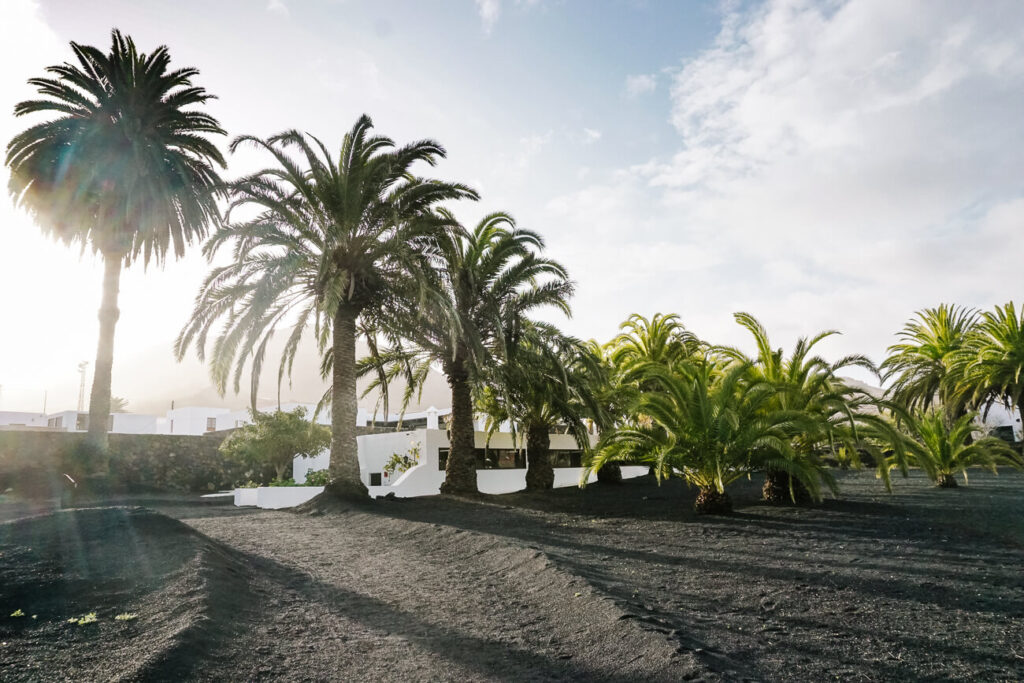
2;470;1023;681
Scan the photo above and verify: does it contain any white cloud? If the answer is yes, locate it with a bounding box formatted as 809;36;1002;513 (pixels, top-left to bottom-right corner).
267;0;289;17
582;127;602;144
625;73;657;97
549;0;1024;368
474;0;501;34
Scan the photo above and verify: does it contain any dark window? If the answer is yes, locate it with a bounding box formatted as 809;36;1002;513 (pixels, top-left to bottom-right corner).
369;472;382;486
551;450;583;468
475;448;525;469
438;448;449;470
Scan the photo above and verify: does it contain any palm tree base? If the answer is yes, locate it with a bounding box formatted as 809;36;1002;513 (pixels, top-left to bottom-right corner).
762;470;812;505
596;463;622;484
936;474;959;488
694;487;732;515
323;478;370;500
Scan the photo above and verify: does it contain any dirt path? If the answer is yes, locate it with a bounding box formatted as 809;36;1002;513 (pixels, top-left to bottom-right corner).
3;470;1024;681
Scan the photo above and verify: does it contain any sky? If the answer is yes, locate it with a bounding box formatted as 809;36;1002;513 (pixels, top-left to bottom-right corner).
1;0;1022;414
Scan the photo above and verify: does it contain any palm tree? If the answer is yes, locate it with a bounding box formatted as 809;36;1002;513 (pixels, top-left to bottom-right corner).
586;359;809;514
949;302;1024;432
881;304;978;417
722;313;878;503
607;313;700;380
176;115;476;497
6;30;225;459
597;313;702;482
880;410;1021;488
477;323;603;490
358;212;573;494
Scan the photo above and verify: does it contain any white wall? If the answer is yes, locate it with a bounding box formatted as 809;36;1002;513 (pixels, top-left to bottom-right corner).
165;406;230;435
0;411;48;428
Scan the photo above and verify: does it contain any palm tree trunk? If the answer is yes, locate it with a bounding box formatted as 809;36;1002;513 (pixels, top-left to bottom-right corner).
440;355;478;494
84;252;122;471
328;305;368;498
525;422;553;490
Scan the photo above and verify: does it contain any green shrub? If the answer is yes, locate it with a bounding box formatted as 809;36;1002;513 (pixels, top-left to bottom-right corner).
220;408;330;485
303;469;330;486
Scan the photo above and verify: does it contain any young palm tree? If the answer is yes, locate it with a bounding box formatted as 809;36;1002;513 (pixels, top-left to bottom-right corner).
586;359;809;514
949;302;1024;431
358;212;573;494
6;30;225;459
477;324;603;490
607;313;700;381
722;313;878;503
881;410;1021;488
881;304;978;417
176;115;476;497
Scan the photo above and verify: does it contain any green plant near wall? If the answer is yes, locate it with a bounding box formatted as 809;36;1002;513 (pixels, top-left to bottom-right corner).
303;469;330;486
383;444;421;478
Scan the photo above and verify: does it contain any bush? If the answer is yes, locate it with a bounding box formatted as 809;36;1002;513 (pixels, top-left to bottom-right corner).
219;407;330;485
303;469;330;486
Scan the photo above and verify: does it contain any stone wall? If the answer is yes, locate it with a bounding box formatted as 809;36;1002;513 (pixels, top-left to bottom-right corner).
0;430;240;495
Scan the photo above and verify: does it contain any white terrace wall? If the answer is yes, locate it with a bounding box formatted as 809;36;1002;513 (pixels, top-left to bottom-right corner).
290;428;648;499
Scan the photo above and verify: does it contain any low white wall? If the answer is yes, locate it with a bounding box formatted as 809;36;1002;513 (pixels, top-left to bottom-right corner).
293;449;330;484
249;486;324;509
234;488;258;506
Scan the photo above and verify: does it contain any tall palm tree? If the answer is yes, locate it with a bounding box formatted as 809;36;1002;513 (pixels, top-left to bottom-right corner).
477;323;603;490
358;212;573;494
722;313;879;503
176;115;476;497
586;359;808;514
949;302;1024;432
6;30;225;459
881;304;978;417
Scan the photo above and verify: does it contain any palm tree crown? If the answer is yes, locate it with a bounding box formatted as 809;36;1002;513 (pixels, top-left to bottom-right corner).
7;29;225;264
881;304;978;415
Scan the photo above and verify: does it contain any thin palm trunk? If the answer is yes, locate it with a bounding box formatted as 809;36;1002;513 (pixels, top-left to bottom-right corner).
85;251;122;468
329;305;368;496
525;422;553;490
441;355;478;494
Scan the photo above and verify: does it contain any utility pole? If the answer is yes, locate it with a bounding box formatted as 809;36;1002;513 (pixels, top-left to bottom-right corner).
77;362;88;412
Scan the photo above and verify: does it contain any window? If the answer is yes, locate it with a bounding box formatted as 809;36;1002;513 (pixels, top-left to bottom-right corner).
550;450;583;468
369;472;382;486
438;448;449;471
206;417;217;432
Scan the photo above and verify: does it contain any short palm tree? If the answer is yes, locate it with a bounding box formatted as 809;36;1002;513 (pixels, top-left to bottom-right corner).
358;212;573;494
586;359;809;514
949;302;1024;431
176;115;476;496
6;30;225;459
722;312;878;503
607;313;700;381
881;304;978;416
476;323;603;490
881;410;1021;488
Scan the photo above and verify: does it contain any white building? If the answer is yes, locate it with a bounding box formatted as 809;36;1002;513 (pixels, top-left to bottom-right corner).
0;411;49;431
43;410;160;434
293;427;647;497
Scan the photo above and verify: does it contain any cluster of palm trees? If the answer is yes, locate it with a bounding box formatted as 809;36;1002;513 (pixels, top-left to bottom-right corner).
6;30;575;497
583;306;1024;512
7;31;1021;508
